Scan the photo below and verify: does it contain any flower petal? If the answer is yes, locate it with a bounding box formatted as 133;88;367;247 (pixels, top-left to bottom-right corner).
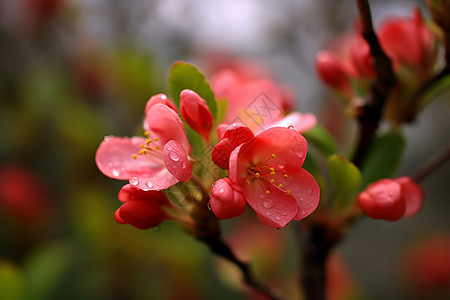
118;183;171;206
180;89;213;142
95;136;160;180
268;112;317;133
396;177;423;218
146;103;191;153
117;199;167;229
163;140;192;182
235;127;308;182
243;179;298;228
271;168;320;221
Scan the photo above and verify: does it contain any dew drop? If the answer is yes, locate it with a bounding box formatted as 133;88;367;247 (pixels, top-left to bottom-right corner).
104;135;113;141
112;169;120;177
181;162;186;169
146;181;153;188
207;202;212;211
130;177;139;186
265;211;272;216
287;125;294;129
300;197;304;201
281;212;288;216
169;152;180;163
275;216;282;221
262;200;274;209
307;187;313;194
218;187;224;194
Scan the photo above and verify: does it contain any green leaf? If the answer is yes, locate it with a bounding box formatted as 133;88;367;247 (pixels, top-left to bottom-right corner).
327;154;361;211
303;124;340;156
0;261;24;300
360;130;406;189
168;61;217;118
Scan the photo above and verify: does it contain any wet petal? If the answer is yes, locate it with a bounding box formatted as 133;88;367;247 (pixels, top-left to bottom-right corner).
163;140;192;182
243;179;298;228
118;183;171;206
146;103;191;153
95;136;160;180
237;127;308;174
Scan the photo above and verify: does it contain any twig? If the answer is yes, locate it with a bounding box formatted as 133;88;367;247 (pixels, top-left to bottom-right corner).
189;175;283;300
352;0;396;167
412;143;450;183
199;236;283;300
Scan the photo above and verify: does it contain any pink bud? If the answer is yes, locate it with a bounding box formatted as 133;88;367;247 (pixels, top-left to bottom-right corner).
357;179;406;221
212;123;254;169
115;184;170;229
315;51;350;91
210;178;246;219
357;177;423;221
180;89;213;142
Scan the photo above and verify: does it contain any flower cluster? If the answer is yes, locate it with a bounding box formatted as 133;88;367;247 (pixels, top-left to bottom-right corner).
95;63;320;229
315;7;437;124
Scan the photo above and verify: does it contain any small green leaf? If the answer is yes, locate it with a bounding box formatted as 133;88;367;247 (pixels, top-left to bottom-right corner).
327;154;361;211
0;261;24;300
360;130;406;189
303;124;340;156
168;61;217;118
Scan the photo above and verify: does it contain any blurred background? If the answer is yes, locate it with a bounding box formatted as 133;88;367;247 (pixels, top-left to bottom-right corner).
0;0;449;299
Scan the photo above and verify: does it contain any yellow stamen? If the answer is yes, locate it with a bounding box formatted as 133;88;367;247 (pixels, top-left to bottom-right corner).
271;154;276;159
255;172;260;178
284;174;288;179
132;154;137;160
278;184;283;188
155;138;159;142
265;190;270;194
155;146;160;150
139;149;147;155
285;190;291;195
270;179;275;183
144;131;150;136
146;139;152;145
270;171;275;175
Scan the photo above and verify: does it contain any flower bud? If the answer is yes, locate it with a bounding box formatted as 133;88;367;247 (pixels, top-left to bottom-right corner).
315;51;350;92
115;184;170;229
210;178;246;219
357;179;406;221
357;177;423;221
180;89;213;142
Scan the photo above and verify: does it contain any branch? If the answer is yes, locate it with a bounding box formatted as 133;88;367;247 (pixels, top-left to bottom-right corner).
352;0;396;167
412;143;450;183
199;236;283;300
189;175;283;300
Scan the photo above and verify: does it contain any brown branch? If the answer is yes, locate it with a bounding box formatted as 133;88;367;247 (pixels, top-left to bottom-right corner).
412;143;450;183
189;175;283;300
352;0;397;167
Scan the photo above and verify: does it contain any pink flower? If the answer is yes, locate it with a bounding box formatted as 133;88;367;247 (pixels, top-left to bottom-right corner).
95;97;192;191
114;184;171;229
378;7;436;72
357;177;423;221
211;68;294;127
223;127;320;228
180;89;213;142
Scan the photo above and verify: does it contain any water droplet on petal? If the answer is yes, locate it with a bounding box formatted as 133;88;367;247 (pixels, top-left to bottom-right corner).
275;216;282;221
146;181;153;188
130;177;139;186
281;212;288;216
265;211;271;216
307;187;312;194
104;135;112;141
182;162;186;169
112;169;120;177
300;197;304;201
287;125;294;129
262;200;274;209
218;187;224;194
